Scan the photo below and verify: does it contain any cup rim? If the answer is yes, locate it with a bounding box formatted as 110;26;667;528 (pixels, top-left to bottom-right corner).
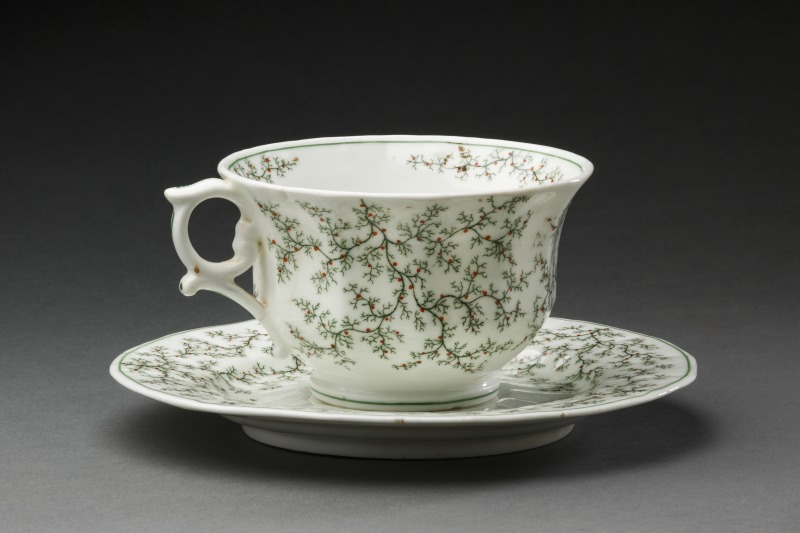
217;135;594;199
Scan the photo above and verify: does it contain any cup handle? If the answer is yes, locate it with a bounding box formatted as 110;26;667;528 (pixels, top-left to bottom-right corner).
164;178;266;321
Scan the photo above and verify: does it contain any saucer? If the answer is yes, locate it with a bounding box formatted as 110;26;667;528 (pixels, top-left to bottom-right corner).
110;318;696;459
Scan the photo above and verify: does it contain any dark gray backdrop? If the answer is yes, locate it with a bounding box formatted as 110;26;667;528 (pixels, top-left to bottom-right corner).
2;2;798;532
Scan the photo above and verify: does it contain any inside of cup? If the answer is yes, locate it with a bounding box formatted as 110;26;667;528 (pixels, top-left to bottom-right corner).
226;140;586;194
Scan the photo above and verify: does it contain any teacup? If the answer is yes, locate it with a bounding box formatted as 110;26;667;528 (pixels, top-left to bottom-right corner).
165;135;593;410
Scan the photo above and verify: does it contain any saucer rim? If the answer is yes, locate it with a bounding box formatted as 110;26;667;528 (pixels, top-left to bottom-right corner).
109;317;696;425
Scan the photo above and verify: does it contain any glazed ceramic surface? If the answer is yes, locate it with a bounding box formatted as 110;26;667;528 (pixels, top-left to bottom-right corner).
165;136;593;410
110;317;696;459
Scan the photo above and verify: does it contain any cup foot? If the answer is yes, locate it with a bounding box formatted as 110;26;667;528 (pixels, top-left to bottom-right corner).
310;387;499;411
308;373;501;411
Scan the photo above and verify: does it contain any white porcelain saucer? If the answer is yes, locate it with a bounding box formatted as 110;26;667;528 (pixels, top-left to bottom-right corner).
110;318;696;459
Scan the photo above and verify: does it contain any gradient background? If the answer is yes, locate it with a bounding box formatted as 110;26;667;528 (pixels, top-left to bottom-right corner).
2;2;798;531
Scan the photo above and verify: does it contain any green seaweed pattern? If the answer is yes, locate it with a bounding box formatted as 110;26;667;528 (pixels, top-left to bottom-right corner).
228;145;565;187
231;155;299;183
407;145;565;185
120;329;307;405
259;196;560;373
503;324;676;408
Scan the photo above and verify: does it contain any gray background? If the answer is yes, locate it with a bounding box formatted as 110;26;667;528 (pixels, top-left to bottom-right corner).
2;2;798;532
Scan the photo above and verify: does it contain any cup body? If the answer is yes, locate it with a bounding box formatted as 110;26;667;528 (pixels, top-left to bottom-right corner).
170;136;592;410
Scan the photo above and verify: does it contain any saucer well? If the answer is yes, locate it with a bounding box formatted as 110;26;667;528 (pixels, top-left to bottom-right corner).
110;318;696;459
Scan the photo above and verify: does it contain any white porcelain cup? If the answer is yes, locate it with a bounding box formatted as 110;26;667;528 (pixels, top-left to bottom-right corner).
165;135;593;410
